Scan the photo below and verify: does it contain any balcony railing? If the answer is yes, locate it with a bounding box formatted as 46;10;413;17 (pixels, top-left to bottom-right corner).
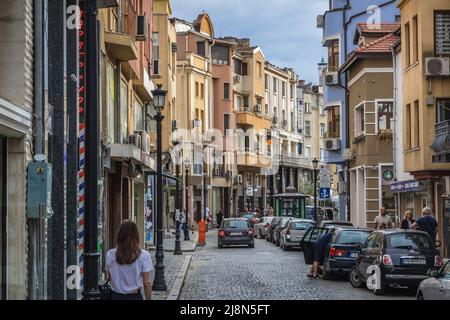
279;154;312;169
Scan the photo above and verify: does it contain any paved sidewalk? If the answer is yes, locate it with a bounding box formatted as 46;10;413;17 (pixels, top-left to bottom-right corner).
147;230;198;253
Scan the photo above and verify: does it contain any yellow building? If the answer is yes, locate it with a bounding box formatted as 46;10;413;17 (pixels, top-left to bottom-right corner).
398;0;450;256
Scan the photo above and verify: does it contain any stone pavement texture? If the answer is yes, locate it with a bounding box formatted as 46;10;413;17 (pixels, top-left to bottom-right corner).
178;230;416;300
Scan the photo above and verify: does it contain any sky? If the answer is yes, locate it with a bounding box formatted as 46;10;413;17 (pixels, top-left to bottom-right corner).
170;0;328;83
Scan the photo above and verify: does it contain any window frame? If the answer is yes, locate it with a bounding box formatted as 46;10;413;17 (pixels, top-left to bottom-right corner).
375;99;394;132
354;101;365;137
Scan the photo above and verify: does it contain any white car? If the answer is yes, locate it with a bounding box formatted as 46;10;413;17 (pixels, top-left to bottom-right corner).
253;217;274;239
416;259;450;300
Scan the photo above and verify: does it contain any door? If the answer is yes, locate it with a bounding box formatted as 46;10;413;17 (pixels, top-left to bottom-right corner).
0;137;6;300
300;227;329;265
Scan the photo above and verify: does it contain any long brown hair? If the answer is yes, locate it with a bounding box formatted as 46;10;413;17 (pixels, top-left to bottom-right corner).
116;220;141;265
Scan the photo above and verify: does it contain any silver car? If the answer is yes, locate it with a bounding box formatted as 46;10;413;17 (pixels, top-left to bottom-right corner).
279;219;317;251
253;217;274;239
417;259;450;300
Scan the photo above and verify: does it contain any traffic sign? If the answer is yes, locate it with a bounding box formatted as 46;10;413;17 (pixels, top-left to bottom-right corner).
319;188;331;200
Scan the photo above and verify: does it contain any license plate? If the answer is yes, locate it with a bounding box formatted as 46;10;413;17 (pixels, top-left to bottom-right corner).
402;258;426;265
350;252;358;258
230;232;242;236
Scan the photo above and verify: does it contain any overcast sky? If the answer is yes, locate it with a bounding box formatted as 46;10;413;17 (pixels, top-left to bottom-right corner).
170;0;328;83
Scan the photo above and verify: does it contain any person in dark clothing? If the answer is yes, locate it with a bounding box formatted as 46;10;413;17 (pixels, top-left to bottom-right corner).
412;207;438;241
308;231;334;278
182;210;190;240
216;210;224;228
400;210;415;230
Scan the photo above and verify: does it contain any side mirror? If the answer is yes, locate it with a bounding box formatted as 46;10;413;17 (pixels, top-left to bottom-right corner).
427;269;440;278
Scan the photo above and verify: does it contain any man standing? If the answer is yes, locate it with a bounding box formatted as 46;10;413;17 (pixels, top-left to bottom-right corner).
216;209;223;228
412;207;438;241
373;207;393;230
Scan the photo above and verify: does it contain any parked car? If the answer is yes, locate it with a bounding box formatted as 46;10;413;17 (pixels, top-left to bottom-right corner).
239;212;259;227
279;219;316;251
218;218;255;249
273;217;293;246
319;220;353;229
253;217;274;239
416;259;450;300
349;229;442;295
266;216;283;243
321;227;373;279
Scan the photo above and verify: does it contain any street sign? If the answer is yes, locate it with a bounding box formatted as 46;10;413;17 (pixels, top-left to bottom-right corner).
319;188;331;200
319;175;331;189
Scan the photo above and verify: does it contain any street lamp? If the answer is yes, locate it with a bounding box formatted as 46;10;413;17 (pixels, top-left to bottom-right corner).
312;158;319;223
152;84;168;291
173;140;182;255
185;158;191;240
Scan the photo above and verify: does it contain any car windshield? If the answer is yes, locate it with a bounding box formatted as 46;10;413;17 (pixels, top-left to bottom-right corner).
387;233;432;250
324;222;352;227
291;222;315;230
337;230;371;245
241;213;255;219
223;220;248;229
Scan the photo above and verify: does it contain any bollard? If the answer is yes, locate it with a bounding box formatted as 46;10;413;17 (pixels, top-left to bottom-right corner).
198;220;206;246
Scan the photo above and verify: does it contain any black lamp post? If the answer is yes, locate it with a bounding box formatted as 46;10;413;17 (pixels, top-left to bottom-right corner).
152;84;168;291
185;158;191;240
173;141;182;255
312;158;319;223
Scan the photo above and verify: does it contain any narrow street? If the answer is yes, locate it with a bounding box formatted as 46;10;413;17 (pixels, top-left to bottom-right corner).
179;230;415;300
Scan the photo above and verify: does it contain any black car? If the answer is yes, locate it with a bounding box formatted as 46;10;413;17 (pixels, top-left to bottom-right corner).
218;218;255;248
321;227;373;279
349;229;442;295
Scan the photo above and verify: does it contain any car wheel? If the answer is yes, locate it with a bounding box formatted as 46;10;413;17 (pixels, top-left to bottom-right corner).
349;267;364;288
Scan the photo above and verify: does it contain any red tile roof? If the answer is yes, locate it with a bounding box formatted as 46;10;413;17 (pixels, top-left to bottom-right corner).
355;33;400;54
357;23;400;34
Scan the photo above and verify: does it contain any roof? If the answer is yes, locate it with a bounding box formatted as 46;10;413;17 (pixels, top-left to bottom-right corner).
354;23;400;44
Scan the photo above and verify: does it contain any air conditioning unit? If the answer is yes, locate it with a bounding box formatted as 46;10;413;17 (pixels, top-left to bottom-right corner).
136;15;148;41
343;148;355;161
234;74;242;84
425;57;450;77
255;104;262;113
317;15;325;28
128;134;142;149
172;120;179;132
235;175;243;184
324;71;339;86
325;138;341;151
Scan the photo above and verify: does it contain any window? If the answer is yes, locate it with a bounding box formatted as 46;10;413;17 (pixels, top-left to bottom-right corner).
120;80;128;144
197;41;206;57
290;84;294;99
291;112;295;130
242;62;248;76
305;102;311;113
200;83;204;99
413;100;420;148
195;82;199;98
412;16;418;63
256;175;261;187
328;39;339;70
224;83;230;100
405;23;411;66
327;106;340;138
152;33;160;75
377;101;393;131
297;143;302;155
437;99;450;123
212;45;229;65
406;103;412;149
265;75;269;90
234;58;242;74
106;62;116;143
134;97;144;132
236;95;242;110
224;114;230;131
256;97;262;112
282;82;286;97
320;123;325;138
243;96;249;109
273;78;277;93
305;121;311;137
257;61;262;78
355;103;365;136
305;146;311;159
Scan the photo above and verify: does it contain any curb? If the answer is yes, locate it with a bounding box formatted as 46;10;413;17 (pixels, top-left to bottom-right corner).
166;255;192;300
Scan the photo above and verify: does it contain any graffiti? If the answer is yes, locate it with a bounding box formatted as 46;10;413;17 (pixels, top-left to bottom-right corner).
366;265;382;291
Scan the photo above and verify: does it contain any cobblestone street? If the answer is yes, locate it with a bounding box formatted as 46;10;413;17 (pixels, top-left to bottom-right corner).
179;230;416;300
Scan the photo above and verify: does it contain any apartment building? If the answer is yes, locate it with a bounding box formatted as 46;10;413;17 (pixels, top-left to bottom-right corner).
397;0;450;257
175;14;215;222
318;0;399;220
99;0;156;251
340;24;399;228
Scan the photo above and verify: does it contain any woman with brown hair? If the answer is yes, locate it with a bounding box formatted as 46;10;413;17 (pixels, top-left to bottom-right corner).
400;210;415;230
106;220;153;300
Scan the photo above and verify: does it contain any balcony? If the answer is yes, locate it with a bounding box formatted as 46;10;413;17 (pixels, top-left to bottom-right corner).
432;120;450;163
104;31;138;62
279;154;313;169
235;106;272;129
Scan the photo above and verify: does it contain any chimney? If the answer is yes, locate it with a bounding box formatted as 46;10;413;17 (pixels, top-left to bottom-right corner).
237;38;251;48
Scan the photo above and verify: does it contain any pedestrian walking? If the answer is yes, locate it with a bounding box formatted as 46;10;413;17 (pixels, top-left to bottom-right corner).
105;220;153;300
412;207;438;241
269;206;274;217
400;210;415;230
308;230;334;279
373;207;393;230
216;209;224;228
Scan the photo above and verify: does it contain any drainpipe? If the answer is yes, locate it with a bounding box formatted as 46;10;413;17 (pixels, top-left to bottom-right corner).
391;44;399;224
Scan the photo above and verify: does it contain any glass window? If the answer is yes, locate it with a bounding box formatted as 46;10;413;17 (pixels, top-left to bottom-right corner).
273;78;277;93
437;99;450;123
200;83;204;99
257;61;262;78
328;39;339;70
443;261;450;278
282;82;286;97
234;58;242;75
134;97;143;132
224;114;230;131
290;221;315;230
337;231;371;245
320;123;325;138
265;75;269;90
387;233;432;249
305;121;311;136
197;41;205;57
120;80;128;144
377;101;393;131
212;45;229;65
224;83;230;100
236;95;242;110
223;219;249;228
242;63;248;76
106;62;116;143
152;33;160;75
355;103;365;136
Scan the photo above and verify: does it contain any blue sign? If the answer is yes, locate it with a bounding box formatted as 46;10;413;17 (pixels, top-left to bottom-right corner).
319;188;331;200
390;180;422;193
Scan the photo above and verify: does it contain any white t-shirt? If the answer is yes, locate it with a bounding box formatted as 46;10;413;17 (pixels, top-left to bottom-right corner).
106;248;153;294
374;214;392;228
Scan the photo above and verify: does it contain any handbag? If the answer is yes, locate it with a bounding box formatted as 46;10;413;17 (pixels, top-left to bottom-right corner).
98;278;112;300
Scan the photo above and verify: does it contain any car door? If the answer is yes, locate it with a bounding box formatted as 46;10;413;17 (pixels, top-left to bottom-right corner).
300;227;329;265
358;233;379;279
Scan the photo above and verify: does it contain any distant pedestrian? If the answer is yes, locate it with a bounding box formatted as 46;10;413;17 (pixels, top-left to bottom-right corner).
216;210;224;228
105;220;153;300
263;208;268;217
373;207;393;230
400;210;415;230
182;210;190;240
269;206;274;217
412;207;438;241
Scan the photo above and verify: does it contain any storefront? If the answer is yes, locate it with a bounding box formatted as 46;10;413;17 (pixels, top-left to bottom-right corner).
391;179;429;226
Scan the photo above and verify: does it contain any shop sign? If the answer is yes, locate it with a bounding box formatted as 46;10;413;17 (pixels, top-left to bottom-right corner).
390;180;422;193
